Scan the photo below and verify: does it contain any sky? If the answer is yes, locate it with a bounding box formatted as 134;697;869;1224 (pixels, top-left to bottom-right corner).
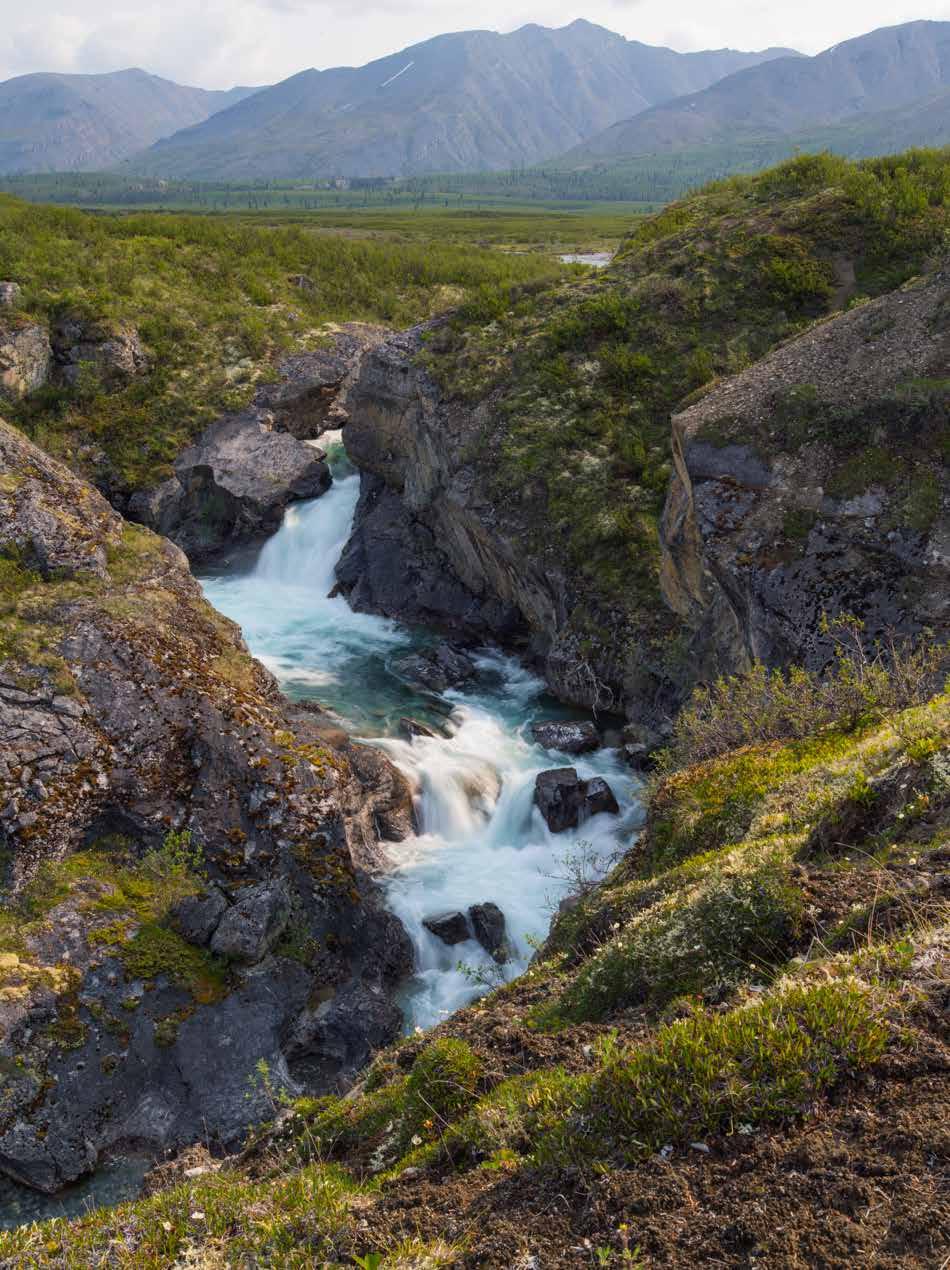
0;0;948;89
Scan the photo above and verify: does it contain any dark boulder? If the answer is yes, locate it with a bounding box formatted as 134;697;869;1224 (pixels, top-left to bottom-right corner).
392;642;476;694
534;769;620;832
169;887;228;947
531;720;600;754
399;717;440;741
468;902;511;964
210;881;291;964
534;768;586;833
584;777;620;817
423;911;471;945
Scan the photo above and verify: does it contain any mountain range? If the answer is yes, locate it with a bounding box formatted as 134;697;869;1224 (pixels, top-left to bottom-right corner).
1;18;948;186
565;20;950;167
0;68;260;174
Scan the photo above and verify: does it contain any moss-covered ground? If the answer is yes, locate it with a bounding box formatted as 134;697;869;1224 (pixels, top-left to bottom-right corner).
0;195;565;494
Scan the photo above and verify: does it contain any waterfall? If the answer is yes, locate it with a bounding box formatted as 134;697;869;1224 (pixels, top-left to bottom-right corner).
201;439;642;1030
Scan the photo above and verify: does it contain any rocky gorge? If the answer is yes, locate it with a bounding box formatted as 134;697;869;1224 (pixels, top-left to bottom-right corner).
0;151;947;1250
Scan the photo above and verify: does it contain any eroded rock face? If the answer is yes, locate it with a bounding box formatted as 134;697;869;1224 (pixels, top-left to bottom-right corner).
0;321;51;401
255;323;388;439
51;317;148;388
128;409;331;561
662;268;950;677
0;417;413;1193
0;283;21;309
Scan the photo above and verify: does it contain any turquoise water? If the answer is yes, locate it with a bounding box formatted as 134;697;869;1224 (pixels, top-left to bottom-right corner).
201;437;643;1028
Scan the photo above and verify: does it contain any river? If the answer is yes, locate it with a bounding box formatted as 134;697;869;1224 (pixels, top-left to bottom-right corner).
200;435;642;1029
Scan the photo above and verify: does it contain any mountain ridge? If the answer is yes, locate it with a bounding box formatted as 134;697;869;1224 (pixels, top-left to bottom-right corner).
564;20;950;165
123;21;796;179
0;67;263;174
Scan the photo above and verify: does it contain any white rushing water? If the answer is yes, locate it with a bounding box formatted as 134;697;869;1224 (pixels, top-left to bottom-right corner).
201;438;642;1030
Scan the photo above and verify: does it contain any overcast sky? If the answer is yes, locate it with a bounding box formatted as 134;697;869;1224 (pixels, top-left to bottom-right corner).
1;0;948;89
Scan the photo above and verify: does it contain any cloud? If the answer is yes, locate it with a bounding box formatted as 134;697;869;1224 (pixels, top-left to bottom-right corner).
0;0;948;88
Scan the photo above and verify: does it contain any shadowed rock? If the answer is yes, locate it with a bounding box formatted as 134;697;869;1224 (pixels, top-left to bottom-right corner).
423;911;471;945
210;881;291;963
531;720;600;754
469;902;511;964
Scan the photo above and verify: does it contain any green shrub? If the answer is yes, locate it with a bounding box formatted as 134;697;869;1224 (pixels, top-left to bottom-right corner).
401;1038;483;1147
555;855;802;1022
541;981;887;1166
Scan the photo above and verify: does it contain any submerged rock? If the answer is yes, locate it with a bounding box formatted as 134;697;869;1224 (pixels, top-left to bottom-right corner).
468;902;511;964
531;720;600;754
128;408;331;561
423;911;471;945
392;642;477;694
399;717;440;741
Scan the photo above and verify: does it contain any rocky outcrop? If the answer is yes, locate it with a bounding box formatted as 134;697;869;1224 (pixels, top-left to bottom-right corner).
51;317;148;388
0;320;51;400
661;267;950;677
340;329;580;659
0;417;414;1193
255;323;388;439
0;283;21;309
392;642;477;694
127;409;331;562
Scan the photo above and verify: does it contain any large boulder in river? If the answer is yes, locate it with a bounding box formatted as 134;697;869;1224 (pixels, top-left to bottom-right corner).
128;407;331;561
468;903;511;964
534;769;620;832
392;642;477;694
531;720;600;754
0;415;412;1193
423;911;471;945
534;769;587;833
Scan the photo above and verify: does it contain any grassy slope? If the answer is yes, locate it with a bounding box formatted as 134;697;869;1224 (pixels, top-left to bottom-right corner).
0;196;564;494
3;679;946;1266
420;149;949;694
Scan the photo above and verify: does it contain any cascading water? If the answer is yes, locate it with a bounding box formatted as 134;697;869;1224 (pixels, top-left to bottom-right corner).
201;436;643;1030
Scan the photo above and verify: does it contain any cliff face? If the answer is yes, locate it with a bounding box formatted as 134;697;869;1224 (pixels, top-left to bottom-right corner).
0;417;413;1193
662;267;949;676
339;330;639;715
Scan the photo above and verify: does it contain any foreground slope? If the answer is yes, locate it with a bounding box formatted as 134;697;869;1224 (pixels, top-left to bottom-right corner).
130;21;792;180
3;655;946;1264
0;70;258;174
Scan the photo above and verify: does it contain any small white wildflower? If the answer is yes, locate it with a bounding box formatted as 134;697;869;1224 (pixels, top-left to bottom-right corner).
411;1134;423;1146
190;1211;205;1221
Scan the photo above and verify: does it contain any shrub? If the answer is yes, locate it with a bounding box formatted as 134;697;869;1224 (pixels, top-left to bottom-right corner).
401;1038;483;1148
661;620;949;771
541;981;887;1166
555;855;802;1022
